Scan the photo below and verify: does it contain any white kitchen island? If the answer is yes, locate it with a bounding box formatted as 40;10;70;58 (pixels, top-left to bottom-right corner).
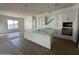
24;28;56;49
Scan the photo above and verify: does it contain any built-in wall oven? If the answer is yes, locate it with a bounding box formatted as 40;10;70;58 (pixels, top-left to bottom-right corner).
62;22;73;36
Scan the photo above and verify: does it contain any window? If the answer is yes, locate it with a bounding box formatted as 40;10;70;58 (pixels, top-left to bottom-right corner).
7;20;14;29
7;20;19;29
14;20;19;29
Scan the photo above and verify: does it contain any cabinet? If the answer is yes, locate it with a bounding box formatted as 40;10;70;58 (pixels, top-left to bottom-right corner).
36;16;46;28
62;9;75;22
57;14;63;29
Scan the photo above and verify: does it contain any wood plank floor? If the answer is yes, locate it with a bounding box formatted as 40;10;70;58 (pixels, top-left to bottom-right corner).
52;37;79;55
11;35;79;55
11;37;54;55
1;32;79;55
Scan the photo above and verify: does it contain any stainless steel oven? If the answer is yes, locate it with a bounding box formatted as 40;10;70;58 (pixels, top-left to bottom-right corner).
62;22;72;36
63;22;72;27
62;28;72;36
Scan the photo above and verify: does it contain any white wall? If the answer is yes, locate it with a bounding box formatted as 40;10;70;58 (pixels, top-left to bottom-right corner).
0;19;7;33
24;16;32;31
72;4;79;43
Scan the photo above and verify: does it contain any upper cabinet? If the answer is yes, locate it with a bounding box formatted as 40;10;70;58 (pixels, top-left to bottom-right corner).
62;9;75;22
33;8;76;30
35;16;46;28
57;14;63;29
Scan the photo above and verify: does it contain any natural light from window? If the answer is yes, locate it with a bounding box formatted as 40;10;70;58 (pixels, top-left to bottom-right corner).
14;20;19;29
7;20;19;29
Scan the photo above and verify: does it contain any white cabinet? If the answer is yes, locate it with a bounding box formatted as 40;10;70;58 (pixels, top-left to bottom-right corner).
57;14;63;29
62;9;75;22
36;16;46;28
55;14;63;35
38;16;45;26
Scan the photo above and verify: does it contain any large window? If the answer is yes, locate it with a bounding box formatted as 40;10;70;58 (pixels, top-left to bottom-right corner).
7;20;19;29
14;20;19;29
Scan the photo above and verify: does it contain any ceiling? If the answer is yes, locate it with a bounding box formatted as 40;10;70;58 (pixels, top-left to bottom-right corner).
0;3;76;16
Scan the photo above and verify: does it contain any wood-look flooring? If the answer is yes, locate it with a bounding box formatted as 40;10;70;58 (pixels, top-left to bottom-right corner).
1;32;79;55
10;32;79;55
11;38;54;55
52;37;79;55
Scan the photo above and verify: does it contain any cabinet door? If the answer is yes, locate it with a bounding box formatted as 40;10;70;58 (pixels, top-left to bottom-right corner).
62;9;75;22
54;14;62;35
36;16;46;27
57;14;62;29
